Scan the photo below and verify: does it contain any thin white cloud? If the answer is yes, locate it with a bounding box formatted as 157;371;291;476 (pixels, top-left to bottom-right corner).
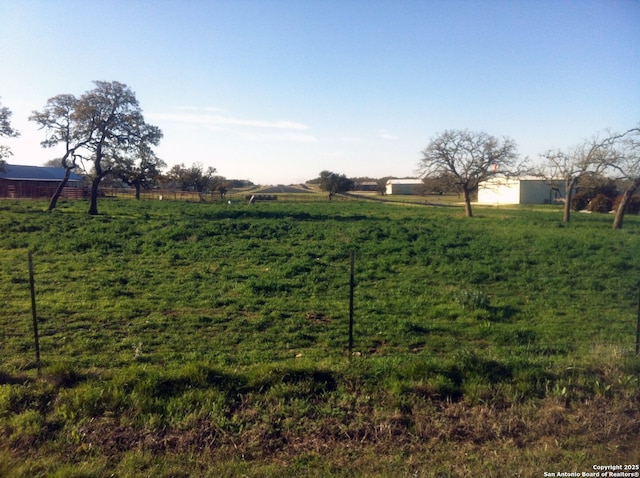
239;131;318;143
149;111;310;131
379;131;399;140
339;136;365;143
175;106;227;113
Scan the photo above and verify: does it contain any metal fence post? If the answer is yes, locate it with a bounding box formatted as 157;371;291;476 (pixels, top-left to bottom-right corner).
636;282;640;355
28;251;42;376
349;250;355;358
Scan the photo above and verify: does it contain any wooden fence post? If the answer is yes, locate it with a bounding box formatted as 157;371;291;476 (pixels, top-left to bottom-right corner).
28;251;42;376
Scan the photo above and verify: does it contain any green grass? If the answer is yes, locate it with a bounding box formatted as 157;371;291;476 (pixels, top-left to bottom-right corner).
1;197;639;476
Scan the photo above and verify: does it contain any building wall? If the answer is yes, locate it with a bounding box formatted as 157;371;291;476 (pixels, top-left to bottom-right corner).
0;179;83;199
477;179;520;204
477;178;565;205
519;180;560;204
385;180;422;195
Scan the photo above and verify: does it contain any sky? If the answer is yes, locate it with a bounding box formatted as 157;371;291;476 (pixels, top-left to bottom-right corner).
1;0;639;185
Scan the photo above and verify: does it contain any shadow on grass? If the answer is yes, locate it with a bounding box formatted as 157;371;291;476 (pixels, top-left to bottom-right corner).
249;368;338;397
0;371;31;385
488;305;520;322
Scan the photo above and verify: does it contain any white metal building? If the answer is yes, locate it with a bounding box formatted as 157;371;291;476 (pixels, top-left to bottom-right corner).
385;179;423;195
477;177;565;205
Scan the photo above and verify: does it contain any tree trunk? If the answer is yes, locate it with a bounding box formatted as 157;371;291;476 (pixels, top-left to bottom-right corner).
135;184;141;200
612;178;640;230
562;177;577;223
463;188;473;218
88;176;102;215
89;146;108;216
48;167;72;211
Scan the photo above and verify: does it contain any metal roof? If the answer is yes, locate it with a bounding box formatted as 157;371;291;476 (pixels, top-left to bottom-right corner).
0;164;83;182
480;175;562;184
386;178;423;185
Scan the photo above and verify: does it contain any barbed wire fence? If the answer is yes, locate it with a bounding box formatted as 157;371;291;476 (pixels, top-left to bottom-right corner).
2;248;639;373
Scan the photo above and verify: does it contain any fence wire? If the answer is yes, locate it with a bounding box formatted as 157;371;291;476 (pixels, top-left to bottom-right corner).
2;249;638;371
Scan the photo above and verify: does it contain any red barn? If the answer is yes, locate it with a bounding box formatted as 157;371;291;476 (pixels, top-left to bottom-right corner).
0;164;85;199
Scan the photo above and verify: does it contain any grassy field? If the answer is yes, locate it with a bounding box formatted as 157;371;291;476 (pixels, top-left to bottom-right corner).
1;197;639;477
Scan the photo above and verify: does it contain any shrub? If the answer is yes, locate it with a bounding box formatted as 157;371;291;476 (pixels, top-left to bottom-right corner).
572;183;618;212
587;194;613;213
571;191;593;211
612;194;640;215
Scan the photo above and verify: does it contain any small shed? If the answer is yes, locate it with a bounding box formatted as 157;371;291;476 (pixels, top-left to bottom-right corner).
353;181;378;192
0;164;84;199
385;179;423;195
477;176;565;205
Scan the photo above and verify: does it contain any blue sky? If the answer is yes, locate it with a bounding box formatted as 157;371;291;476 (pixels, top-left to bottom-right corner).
1;0;638;184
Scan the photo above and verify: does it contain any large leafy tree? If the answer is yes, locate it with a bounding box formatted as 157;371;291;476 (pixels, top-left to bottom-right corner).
165;163;223;201
417;130;519;217
30;94;87;211
75;81;162;215
0;98;20;168
114;148;166;199
30;83;162;213
317;170;354;194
